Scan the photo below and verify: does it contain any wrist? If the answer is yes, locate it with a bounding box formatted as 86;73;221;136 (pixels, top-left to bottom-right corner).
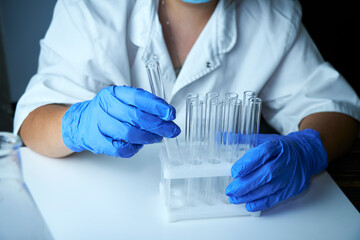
62;101;90;152
288;129;328;176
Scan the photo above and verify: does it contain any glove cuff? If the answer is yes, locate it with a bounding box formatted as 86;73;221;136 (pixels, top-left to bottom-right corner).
288;129;328;176
62;101;90;152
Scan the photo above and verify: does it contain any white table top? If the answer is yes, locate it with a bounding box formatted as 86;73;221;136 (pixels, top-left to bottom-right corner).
21;144;360;240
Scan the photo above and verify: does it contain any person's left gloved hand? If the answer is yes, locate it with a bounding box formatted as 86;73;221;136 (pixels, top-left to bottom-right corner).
225;129;328;212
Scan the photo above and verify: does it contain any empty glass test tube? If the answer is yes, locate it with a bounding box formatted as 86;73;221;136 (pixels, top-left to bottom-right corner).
207;97;223;164
188;99;203;165
245;97;262;148
241;91;257;134
145;58;182;165
204;92;219;147
219;98;242;204
165;137;183;166
186;177;202;206
186;100;203;206
220;93;239;204
203;176;217;205
204;98;223;205
145;59;165;99
226;98;242;163
185;93;199;147
223;92;238;148
240;91;257;151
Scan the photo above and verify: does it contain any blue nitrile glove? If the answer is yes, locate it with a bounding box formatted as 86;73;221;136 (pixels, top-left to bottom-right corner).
62;86;181;158
225;129;328;212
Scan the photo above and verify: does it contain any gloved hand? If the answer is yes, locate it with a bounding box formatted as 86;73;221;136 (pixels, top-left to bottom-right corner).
225;129;328;212
62;85;180;157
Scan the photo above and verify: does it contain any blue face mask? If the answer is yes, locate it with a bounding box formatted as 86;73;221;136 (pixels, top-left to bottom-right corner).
182;0;211;3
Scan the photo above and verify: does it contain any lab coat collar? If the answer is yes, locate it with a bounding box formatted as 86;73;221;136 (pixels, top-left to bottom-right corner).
128;0;156;49
128;0;237;102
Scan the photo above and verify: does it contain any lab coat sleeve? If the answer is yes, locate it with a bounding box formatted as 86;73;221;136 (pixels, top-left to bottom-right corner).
260;22;360;135
13;0;130;134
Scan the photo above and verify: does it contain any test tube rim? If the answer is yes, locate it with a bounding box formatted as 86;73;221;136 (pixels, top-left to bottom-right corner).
145;60;159;69
206;92;219;99
243;90;257;98
248;97;262;104
190;99;203;106
210;97;223;105
187;93;200;100
229;98;242;106
225;92;239;100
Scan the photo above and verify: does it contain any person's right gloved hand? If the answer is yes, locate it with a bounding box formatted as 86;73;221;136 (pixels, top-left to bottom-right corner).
62;85;181;157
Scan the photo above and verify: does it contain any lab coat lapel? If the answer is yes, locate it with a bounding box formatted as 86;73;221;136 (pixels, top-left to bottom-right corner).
128;0;154;49
129;0;176;102
128;0;237;103
170;0;237;102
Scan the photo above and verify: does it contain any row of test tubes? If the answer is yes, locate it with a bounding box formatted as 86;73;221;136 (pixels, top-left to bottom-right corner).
180;92;262;206
184;91;262;165
161;91;262;208
146;57;263;211
145;56;262;163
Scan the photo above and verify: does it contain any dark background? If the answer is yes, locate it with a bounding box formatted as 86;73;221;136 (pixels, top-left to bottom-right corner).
1;1;359;210
299;1;360;212
0;0;56;131
300;1;359;95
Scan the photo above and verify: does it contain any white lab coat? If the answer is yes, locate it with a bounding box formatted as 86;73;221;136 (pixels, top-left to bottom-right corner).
14;0;360;136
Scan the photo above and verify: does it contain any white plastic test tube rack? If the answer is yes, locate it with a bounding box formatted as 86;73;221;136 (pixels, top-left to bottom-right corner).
159;91;262;222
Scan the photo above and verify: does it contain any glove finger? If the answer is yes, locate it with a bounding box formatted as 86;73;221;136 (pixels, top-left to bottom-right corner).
227;176;288;203
99;89;180;138
112;140;143;158
88;133;143;158
231;140;282;178
245;187;289;212
226;156;285;197
112;86;176;121
256;134;282;145
98;115;164;144
112;102;180;138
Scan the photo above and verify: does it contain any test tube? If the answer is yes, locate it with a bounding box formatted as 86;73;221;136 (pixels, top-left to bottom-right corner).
145;59;165;99
241;91;257;133
208;98;223;164
223;92;238;150
218;98;242;204
247;97;262;148
240;91;257;152
185;93;199;147
145;58;182;165
219;93;238;204
203;177;217;205
186;177;202;206
204;92;219;146
204;98;223;205
227;98;242;163
186;99;203;206
188;99;203;165
164;137;183;166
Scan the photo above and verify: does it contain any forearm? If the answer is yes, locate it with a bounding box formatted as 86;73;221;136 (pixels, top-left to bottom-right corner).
19;104;73;158
299;112;358;162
